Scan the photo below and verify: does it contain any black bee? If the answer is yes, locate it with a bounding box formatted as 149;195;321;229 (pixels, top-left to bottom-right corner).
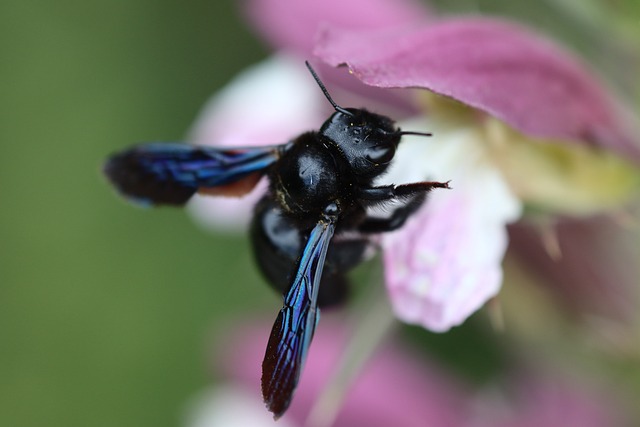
104;61;450;418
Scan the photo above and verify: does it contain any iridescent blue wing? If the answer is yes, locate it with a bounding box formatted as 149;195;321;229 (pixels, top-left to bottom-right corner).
104;142;289;206
261;216;337;419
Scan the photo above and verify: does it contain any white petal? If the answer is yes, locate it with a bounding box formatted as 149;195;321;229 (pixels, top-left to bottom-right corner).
383;126;522;332
187;54;326;231
184;386;298;427
189;54;325;147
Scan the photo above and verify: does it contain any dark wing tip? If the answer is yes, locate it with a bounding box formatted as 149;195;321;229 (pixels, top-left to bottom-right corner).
261;312;296;419
103;148;196;206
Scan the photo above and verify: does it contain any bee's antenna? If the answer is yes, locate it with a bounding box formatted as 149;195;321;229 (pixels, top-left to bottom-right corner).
305;61;354;117
397;131;432;137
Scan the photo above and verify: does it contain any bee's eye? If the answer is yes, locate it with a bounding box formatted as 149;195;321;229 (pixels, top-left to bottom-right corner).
365;145;395;164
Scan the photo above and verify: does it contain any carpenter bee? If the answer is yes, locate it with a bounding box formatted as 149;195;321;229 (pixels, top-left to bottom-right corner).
104;62;450;418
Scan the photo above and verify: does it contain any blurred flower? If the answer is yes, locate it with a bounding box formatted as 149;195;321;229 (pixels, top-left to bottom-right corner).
186;318;468;427
188;0;640;332
470;370;631;427
185;319;630;427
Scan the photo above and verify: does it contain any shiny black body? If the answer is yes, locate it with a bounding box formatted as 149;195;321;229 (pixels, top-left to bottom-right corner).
251;117;438;307
103;61;449;419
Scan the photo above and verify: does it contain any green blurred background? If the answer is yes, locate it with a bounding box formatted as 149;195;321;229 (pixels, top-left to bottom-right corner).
1;1;639;426
1;2;270;426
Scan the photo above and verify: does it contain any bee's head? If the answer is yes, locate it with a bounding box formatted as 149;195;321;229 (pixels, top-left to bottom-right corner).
320;108;402;178
306;61;431;179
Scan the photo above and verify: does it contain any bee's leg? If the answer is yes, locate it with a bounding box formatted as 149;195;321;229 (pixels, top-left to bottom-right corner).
358;195;424;233
357;181;450;202
357;180;451;233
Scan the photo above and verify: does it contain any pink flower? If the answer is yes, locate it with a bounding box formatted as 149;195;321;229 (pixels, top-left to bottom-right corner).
188;0;640;331
185;319;630;427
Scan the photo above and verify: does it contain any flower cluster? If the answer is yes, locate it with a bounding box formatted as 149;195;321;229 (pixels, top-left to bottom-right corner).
181;0;640;424
189;0;640;332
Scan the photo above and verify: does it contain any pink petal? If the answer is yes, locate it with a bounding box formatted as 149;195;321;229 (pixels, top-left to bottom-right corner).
316;18;640;161
242;0;432;115
383;158;521;332
244;0;431;55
